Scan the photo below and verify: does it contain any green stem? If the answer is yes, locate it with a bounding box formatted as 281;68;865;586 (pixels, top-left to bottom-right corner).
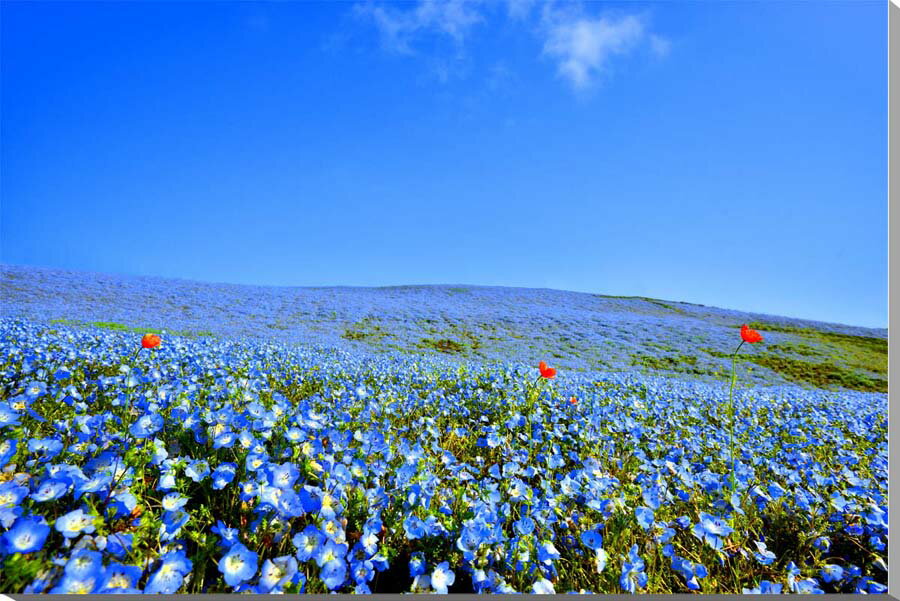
727;340;744;492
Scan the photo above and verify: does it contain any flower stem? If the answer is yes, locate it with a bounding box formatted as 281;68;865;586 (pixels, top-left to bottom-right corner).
727;340;744;491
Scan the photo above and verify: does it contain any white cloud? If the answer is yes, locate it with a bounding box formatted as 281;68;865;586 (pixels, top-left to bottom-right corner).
354;1;669;92
541;11;646;90
649;33;672;58
355;0;484;54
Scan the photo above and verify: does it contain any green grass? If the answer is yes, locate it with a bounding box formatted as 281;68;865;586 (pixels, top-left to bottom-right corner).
48;319;214;338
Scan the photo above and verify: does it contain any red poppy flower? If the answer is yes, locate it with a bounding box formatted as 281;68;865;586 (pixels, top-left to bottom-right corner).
538;361;556;379
569;397;577;405
141;333;161;349
740;324;763;344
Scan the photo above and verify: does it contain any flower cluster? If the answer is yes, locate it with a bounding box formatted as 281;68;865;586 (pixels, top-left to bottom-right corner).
0;317;888;594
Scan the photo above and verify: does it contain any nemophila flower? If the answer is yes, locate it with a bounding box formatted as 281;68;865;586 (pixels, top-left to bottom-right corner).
27;437;63;458
580;528;603;550
594;548;610;574
185;459;210;482
740;324;763;344
3;515;50;553
533;578;555;594
219;542;259;587
212;462;237;490
0;438;17;467
691;513;733;551
0;405;21;428
795;578;824;594
670;556;708;590
752;540;776;565
49;573;101;594
267;462;300;489
820;564;844;584
258;556;299;592
635;506;655;531
538;361;556;379
55;507;96;538
0;506;23;529
161;492;188;511
159;509;190;541
145;549;193;594
65;549;104;581
141;333;161;349
431;561;455;594
403;514;426;540
98;532;133;559
30;478;69;502
211;520;241;549
24;380;47;399
320;555;348;590
294;524;325;562
99;563;143;592
409;552;427;577
537;540;561;565
619;545;648;593
212;430;235;449
130;412;163;438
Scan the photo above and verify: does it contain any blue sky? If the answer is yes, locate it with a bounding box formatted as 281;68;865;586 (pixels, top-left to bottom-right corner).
1;1;887;328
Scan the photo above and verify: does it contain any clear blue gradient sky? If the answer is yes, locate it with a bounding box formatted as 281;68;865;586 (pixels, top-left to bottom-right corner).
1;1;887;328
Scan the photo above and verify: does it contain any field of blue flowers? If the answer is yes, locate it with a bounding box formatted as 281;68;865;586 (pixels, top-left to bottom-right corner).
0;265;889;593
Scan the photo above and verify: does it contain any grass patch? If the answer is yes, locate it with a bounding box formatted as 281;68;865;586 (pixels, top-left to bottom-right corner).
342;317;387;342
630;353;718;376
48;319;213;338
420;338;466;354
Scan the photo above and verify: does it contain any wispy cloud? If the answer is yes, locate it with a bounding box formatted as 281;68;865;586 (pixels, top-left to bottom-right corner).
540;8;648;90
354;1;668;92
354;0;484;54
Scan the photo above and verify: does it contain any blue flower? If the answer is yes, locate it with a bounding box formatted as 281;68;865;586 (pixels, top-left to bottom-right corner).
64;548;99;573
580;528;603;551
752;540;776;565
635;506;655;531
3;515;50;553
185;459;210;482
161;492;189;511
620;545;647;593
212;462;237;490
431;561;456;594
409;551;427;577
258;556;299;592
691;513;733;551
55;507;96;539
403;514;426;540
211;520;241;549
130;413;163;438
795;578;825;594
98;563;143;592
320;556;348;590
144;550;193;594
0;438;18;467
267;462;300;489
219;542;259;588
49;573;101;594
820;564;844;584
294;524;325;562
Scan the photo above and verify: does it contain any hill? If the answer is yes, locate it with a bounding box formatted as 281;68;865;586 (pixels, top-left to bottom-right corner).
0;263;887;391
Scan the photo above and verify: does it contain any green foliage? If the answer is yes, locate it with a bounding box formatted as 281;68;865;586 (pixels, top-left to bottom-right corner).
421;338;466;354
48;318;213;338
342;317;387;342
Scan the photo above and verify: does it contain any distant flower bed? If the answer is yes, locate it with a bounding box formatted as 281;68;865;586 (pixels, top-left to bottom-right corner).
0;318;888;593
